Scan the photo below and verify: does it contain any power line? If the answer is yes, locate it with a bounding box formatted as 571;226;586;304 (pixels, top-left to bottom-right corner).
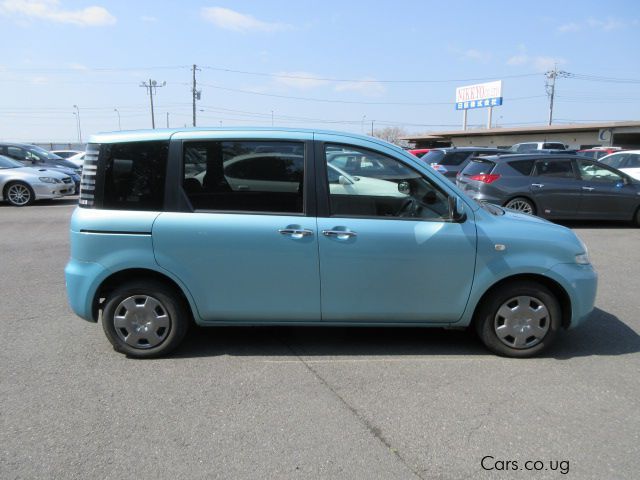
199;65;541;84
562;72;640;84
197;82;545;106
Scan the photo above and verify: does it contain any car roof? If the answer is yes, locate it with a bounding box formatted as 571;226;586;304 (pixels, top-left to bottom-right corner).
0;142;40;148
471;153;583;162
431;147;510;152
89;127;397;146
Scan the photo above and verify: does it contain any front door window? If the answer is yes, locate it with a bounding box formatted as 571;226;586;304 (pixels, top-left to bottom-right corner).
325;144;452;221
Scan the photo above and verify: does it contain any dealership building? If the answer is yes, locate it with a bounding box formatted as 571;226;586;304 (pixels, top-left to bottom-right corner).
404;121;640;151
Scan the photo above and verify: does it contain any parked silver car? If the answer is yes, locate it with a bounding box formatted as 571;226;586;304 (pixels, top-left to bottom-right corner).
0;155;75;206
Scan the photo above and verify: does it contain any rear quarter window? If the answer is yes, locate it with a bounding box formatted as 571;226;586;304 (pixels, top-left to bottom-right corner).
100;141;169;211
462;159;496;176
507;160;534;176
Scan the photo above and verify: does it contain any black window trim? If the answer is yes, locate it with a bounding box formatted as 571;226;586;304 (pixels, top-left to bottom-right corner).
171;138;316;217
532;157;580;180
315;141;458;223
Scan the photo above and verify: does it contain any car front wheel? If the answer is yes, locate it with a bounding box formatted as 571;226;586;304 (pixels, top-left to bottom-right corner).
5;181;35;206
102;280;189;358
475;281;561;358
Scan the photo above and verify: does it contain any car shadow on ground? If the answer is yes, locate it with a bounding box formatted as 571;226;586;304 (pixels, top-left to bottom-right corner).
171;308;639;360
550;308;640;359
0;197;79;208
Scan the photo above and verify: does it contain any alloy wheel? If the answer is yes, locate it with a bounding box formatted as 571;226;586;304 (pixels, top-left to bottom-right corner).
505;199;534;215
7;184;32;206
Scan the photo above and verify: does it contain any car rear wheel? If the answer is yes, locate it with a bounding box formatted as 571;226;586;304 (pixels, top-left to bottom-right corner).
5;181;35;207
634;207;640;227
102;280;189;358
475;281;561;358
504;197;535;215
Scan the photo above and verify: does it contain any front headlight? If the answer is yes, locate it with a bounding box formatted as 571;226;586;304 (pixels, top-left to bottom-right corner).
574;236;590;265
575;253;590;265
39;176;60;184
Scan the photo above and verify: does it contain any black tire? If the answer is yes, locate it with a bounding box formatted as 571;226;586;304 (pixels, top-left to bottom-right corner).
474;281;561;358
633;207;640;228
4;181;35;207
102;280;189;358
504;197;536;215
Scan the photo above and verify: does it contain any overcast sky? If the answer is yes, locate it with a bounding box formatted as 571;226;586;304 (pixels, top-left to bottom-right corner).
1;0;639;142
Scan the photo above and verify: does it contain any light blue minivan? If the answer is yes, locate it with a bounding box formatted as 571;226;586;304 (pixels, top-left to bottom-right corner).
65;128;597;358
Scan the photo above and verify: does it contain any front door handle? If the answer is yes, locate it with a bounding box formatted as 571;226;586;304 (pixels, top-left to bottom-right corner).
531;183;544;188
278;228;314;239
322;229;357;240
582;186;595;192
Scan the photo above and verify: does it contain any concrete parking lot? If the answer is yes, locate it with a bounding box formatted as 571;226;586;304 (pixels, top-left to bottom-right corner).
1;199;639;480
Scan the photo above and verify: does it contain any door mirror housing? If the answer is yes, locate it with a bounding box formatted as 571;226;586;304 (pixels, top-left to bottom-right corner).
338;175;353;186
449;196;467;222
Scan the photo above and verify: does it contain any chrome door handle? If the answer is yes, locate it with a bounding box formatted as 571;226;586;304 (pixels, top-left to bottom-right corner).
322;230;357;239
278;228;314;239
531;183;544;188
582;186;595;191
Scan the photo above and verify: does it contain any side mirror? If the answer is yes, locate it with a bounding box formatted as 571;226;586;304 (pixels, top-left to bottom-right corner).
397;181;410;194
449;196;467;222
338;175;352;186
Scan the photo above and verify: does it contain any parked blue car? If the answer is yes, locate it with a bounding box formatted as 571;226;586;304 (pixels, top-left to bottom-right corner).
65;128;597;358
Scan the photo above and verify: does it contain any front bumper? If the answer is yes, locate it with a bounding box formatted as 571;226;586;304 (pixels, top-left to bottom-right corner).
32;182;75;200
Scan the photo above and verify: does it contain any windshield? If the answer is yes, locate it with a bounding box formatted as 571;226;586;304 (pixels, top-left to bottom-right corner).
599;154;624;169
0;155;24;168
29;146;64;161
421;150;445;164
479;201;505;215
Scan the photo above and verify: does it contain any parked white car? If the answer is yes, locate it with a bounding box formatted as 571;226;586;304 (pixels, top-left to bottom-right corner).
66;151;86;168
509;141;569;153
0;155;75;206
192;153;406;197
599;150;640;180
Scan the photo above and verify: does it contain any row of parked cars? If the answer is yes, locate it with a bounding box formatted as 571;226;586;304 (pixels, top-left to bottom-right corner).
408;144;640;225
0;143;86;206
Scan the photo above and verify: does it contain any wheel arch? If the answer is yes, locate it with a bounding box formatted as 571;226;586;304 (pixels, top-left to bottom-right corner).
471;273;572;329
93;268;197;323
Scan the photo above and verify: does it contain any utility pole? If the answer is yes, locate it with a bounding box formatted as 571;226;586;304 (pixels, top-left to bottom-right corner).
371;120;374;136
545;65;568;126
140;79;166;129
166;112;170;128
72;105;82;143
114;108;121;130
192;64;201;127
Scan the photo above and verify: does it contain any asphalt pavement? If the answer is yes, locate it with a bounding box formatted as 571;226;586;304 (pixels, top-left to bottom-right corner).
1;199;639;479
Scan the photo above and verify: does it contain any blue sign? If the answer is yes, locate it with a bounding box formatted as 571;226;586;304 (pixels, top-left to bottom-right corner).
455;97;503;110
